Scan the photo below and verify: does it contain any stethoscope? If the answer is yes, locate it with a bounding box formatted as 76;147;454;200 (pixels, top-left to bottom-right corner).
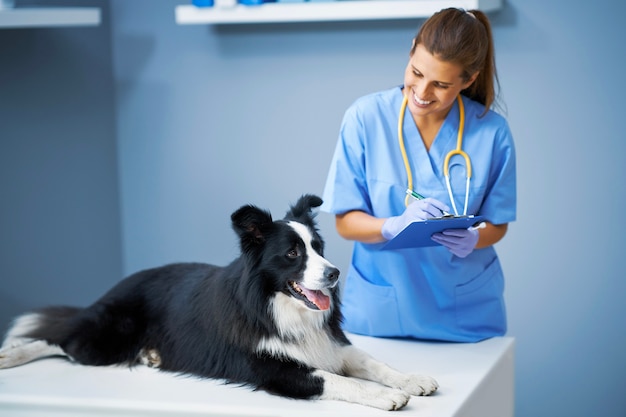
398;94;472;216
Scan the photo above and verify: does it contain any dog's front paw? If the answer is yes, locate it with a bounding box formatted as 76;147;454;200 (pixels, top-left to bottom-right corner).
368;386;411;411
397;374;439;396
406;374;439;396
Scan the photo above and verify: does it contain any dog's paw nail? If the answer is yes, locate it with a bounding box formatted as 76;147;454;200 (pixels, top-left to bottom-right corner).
401;374;438;396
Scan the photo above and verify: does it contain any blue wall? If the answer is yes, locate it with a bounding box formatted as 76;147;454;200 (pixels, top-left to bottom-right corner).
0;0;122;325
2;1;625;416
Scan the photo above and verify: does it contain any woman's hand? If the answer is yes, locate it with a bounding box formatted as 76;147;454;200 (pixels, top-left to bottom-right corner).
431;228;479;258
381;198;449;240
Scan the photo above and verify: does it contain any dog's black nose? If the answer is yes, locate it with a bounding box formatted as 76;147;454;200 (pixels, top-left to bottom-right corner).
325;266;340;283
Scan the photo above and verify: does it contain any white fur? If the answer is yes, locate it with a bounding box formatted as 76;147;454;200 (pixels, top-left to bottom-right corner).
340;345;439;396
314;369;411;411
287;221;337;291
315;345;438;410
0;340;66;369
257;296;344;373
1;313;42;349
267;292;329;338
0;313;70;369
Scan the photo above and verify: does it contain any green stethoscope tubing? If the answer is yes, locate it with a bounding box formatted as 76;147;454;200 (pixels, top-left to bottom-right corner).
398;94;472;216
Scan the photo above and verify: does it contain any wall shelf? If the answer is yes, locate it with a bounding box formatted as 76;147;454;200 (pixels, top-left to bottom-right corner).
175;0;502;25
0;7;101;29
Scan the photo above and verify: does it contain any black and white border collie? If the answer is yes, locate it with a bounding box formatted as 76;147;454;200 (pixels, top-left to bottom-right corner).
0;195;437;411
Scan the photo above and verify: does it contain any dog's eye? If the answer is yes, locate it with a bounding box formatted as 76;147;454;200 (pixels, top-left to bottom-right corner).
286;249;299;259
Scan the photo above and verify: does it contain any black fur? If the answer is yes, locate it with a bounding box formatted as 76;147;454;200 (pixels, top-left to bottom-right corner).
21;194;346;399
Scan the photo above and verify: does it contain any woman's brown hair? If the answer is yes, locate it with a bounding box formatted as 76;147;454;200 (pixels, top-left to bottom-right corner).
411;8;500;115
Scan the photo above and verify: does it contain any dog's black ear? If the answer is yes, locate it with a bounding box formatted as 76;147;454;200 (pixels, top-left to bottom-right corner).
284;194;323;222
231;205;273;246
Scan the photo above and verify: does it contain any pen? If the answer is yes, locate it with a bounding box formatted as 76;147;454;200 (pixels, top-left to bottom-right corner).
405;189;426;200
405;188;452;216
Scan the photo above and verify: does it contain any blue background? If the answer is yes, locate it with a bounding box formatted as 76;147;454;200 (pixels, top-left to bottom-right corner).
1;1;625;416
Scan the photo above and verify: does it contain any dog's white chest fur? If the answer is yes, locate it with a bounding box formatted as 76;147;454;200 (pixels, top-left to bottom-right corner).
258;292;344;373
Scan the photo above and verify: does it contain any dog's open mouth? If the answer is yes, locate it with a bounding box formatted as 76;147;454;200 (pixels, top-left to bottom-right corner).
287;281;330;311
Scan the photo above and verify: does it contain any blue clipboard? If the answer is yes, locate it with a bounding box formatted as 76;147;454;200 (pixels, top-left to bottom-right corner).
381;216;485;250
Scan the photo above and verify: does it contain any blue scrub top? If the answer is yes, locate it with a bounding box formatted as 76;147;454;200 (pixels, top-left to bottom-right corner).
321;86;516;343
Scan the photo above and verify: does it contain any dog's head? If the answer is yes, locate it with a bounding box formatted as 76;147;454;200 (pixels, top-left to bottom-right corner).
230;194;340;313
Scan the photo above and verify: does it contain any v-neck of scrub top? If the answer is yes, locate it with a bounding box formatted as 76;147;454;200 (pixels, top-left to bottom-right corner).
399;91;461;195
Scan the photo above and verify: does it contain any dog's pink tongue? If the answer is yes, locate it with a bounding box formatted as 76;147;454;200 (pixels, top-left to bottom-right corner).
301;288;330;311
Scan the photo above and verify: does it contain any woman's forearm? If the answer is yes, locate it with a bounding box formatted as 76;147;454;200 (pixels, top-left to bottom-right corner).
476;222;508;248
335;211;387;244
337;210;508;248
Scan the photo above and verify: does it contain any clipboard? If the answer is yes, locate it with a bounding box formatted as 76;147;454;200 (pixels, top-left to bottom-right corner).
381;215;485;250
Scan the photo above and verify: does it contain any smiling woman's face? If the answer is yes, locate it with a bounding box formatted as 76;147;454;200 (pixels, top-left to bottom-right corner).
403;43;477;122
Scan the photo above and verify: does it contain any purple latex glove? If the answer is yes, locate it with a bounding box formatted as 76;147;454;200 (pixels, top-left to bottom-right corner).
382;198;450;240
431;228;479;258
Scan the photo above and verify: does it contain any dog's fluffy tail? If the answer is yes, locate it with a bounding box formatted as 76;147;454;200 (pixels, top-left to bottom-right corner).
0;307;80;368
11;306;82;344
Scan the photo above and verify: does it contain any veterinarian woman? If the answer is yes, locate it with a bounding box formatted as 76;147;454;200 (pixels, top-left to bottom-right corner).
321;8;516;343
